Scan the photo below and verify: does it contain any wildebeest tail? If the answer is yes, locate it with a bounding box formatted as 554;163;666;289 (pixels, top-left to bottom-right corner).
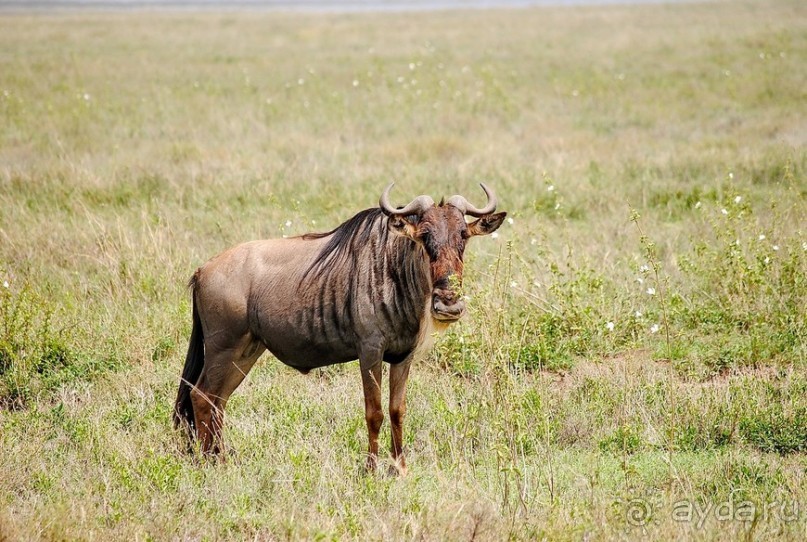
173;272;204;431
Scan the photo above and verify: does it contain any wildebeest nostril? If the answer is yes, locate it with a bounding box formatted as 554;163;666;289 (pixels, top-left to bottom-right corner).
432;296;466;318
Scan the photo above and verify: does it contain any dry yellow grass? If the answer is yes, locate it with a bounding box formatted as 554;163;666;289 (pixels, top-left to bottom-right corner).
0;0;805;540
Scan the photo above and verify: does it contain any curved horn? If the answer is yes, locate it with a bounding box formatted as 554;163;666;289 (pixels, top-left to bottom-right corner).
379;183;434;216
447;183;497;217
445;194;468;213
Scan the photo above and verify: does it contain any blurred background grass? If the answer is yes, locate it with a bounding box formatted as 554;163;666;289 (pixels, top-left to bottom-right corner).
0;0;805;539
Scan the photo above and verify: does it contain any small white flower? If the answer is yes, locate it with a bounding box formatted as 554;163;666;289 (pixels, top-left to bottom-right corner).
695;201;702;209
802;242;807;251
764;256;770;264
2;280;8;288
721;208;728;215
650;324;660;334
759;234;766;240
646;287;656;296
491;232;499;239
510;281;517;288
352;80;359;87
285;220;292;227
734;196;742;204
547;185;555;192
83;93;91;101
297;78;305;85
772;245;780;251
554;203;560;210
530;238;537;246
728;172;734;179
639;264;650;273
635;277;644;284
507;217;514;225
606;321;615;332
635;311;642;318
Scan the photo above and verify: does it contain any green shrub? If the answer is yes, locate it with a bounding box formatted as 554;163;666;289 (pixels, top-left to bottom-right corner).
599;424;645;454
0;281;120;409
739;406;807;455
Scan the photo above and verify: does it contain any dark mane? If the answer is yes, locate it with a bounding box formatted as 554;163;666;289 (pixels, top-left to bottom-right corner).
300;208;387;281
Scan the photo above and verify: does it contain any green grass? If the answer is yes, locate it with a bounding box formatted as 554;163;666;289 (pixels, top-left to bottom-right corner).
1;0;806;539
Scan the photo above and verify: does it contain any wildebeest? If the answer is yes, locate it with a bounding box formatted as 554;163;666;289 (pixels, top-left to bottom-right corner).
173;183;505;473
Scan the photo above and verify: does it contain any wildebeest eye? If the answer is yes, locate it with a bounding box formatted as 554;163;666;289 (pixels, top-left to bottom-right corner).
390;217;407;231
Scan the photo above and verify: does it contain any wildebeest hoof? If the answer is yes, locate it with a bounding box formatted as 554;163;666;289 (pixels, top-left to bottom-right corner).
388;461;407;478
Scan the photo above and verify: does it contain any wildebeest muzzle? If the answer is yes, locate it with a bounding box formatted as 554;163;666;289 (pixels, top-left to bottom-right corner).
431;289;466;321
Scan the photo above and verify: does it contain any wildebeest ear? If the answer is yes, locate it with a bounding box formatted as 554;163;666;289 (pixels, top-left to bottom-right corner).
467;212;506;237
388;215;420;240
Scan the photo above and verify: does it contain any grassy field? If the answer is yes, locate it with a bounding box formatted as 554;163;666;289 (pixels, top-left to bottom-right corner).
1;0;805;539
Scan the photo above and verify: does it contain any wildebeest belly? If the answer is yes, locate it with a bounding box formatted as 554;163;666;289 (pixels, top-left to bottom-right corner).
263;335;359;370
247;270;428;370
252;313;422;370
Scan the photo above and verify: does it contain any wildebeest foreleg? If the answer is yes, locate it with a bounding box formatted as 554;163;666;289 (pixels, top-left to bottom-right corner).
388;360;411;476
360;361;383;472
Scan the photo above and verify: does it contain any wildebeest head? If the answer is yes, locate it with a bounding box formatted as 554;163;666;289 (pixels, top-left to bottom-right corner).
380;183;506;322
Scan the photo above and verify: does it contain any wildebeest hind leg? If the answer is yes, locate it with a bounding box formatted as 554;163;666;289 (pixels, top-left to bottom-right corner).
190;334;265;455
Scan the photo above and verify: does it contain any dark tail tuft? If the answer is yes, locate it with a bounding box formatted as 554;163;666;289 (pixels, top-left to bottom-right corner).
173;271;204;432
